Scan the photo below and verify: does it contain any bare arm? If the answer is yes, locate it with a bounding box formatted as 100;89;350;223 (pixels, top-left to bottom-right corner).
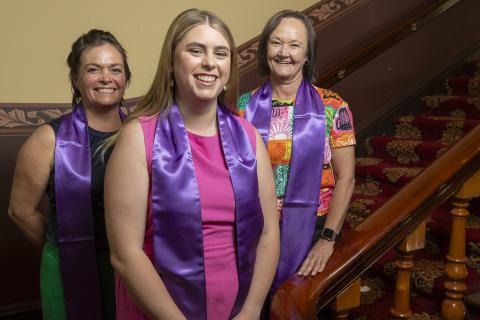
234;130;280;319
298;145;355;276
8;125;55;247
104;120;185;320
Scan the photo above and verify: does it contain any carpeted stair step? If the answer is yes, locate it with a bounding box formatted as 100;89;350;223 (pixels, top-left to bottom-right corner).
354;157;424;187
421;95;480;117
395;115;480;142
365;135;448;166
344;55;480;319
445;75;480;96
407;250;480;301
353;175;400;199
427;202;480;247
345;193;391;229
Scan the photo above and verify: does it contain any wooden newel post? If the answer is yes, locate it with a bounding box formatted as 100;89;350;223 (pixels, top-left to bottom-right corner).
442;170;480;320
390;221;426;318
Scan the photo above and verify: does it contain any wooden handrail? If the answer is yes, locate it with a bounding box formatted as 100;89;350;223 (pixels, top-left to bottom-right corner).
271;123;480;319
315;0;461;88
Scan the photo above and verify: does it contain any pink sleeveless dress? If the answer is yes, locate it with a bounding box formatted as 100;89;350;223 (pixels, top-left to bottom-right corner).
116;114;256;320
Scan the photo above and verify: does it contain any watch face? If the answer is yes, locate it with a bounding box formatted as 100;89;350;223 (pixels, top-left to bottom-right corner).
322;228;336;241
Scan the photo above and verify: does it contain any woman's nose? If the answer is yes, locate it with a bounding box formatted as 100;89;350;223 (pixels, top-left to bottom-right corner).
202;53;215;69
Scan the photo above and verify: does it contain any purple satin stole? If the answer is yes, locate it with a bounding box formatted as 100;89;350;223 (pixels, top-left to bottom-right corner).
151;104;263;319
245;79;326;292
55;104;124;319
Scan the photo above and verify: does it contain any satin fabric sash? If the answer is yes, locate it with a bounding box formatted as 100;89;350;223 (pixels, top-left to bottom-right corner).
245;79;326;292
55;105;124;319
151;104;263;319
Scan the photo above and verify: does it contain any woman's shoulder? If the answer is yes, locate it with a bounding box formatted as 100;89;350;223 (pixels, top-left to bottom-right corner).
313;86;349;109
137;114;159;131
44;114;66;135
237;87;261;110
120;115;157;141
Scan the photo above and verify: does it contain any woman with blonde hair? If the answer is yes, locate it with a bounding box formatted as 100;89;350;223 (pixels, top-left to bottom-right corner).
105;9;279;320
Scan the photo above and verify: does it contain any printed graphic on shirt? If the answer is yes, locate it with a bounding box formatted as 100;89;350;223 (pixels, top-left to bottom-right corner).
336;107;353;131
237;87;356;216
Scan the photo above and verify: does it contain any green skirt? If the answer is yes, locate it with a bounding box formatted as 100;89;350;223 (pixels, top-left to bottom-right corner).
40;242;115;320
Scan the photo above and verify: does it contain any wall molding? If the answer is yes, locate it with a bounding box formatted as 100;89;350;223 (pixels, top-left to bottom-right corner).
0;0;366;134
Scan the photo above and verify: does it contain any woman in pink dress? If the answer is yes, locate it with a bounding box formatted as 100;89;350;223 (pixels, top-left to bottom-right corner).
104;9;279;320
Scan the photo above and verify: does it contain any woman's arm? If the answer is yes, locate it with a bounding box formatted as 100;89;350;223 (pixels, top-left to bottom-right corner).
234;130;280;319
104;120;185;320
8;125;55;247
298;145;355;276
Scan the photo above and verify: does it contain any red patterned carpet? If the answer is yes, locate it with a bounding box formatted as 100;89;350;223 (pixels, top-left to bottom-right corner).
343;59;480;319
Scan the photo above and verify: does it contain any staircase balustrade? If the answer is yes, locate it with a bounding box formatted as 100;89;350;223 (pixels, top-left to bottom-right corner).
442;171;480;320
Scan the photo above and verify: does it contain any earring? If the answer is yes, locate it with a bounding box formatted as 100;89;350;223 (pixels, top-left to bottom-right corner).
170;79;175;88
223;85;227;91
304;60;309;65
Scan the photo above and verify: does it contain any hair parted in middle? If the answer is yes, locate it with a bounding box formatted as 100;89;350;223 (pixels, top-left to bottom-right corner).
129;8;239;121
256;10;318;83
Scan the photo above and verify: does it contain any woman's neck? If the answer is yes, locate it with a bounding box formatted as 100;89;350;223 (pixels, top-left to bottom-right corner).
176;95;218;136
270;74;303;100
84;104;122;132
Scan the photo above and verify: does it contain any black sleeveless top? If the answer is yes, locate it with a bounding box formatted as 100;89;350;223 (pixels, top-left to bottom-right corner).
45;116;116;252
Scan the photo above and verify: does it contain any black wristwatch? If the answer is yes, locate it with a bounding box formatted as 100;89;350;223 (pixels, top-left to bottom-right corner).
320;228;339;242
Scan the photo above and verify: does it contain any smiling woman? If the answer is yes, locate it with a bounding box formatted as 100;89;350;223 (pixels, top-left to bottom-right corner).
104;8;279;320
238;10;356;315
173;24;232;127
8;29;131;320
74;45;127;113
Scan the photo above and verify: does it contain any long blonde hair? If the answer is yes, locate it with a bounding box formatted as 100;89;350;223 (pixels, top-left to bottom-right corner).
128;8;239;122
101;9;239;156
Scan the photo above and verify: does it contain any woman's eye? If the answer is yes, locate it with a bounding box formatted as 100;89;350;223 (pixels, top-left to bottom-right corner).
271;41;281;46
189;48;203;55
216;51;229;58
87;67;100;73
111;68;123;74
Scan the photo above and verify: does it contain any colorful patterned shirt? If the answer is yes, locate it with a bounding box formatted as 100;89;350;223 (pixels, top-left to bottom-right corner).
238;87;356;216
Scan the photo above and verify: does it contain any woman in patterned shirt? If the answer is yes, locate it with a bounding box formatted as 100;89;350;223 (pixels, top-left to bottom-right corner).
238;10;356;294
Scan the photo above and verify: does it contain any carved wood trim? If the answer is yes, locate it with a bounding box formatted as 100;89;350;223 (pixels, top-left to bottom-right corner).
0;99;138;136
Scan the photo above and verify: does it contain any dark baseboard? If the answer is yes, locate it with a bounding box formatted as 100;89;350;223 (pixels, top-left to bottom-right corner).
0;301;41;320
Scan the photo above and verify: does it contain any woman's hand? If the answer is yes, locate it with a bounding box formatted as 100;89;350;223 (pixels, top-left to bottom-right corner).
297;239;335;276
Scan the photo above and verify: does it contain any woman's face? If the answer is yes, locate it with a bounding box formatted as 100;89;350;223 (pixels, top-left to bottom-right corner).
266;17;308;83
75;43;127;110
173;24;231;107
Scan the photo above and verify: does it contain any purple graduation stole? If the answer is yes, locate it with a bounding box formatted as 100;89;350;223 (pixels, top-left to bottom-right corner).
151;104;263;319
55;104;124;319
245;79;326;292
